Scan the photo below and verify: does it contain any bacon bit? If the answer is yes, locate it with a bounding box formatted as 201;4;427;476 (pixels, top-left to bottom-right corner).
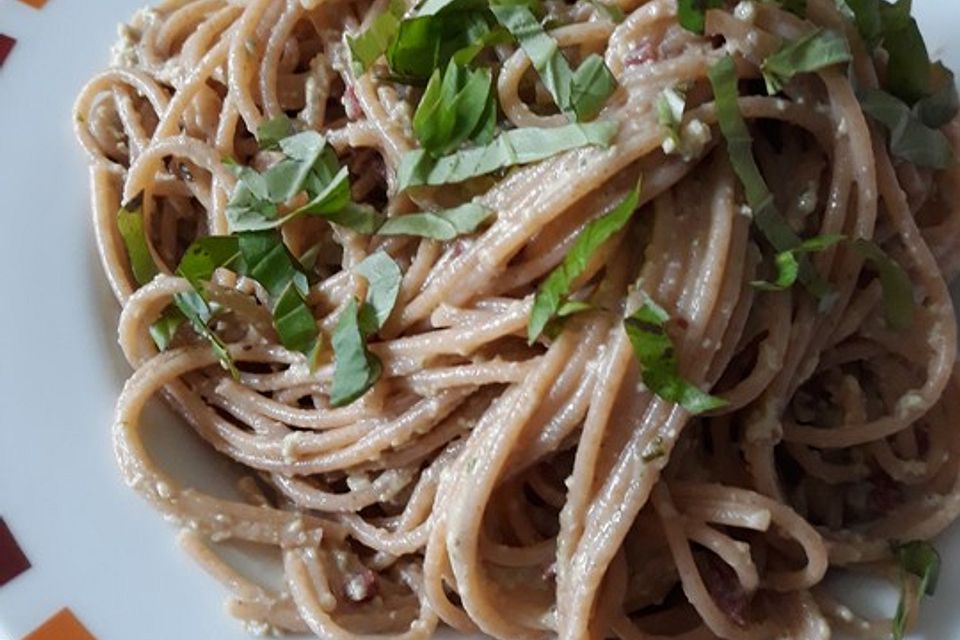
343;568;378;603
541;562;557;582
0;34;16;67
696;551;750;626
343;85;363;121
624;39;657;67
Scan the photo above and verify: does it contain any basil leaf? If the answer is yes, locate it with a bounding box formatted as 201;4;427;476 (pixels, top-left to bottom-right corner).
892;540;941;640
176;236;241;288
116;194;159;286
170;236;243;371
294;165;353;217
355;251;403;330
859;88;955;169
490;3;616;121
851;239;914;331
238;230;307;298
677;0;723;34
149;307;186;351
329;252;403;406
172;291;239;377
226;180;279;233
272;281;319;354
330;298;384;407
914;63;959;129
347;0;405;75
397;120;617;189
624;298;728;414
256;114;295;150
761;29;852;95
322;203;387;234
413;62;495;157
377;202;493;239
879;0;930;105
839;0;934;104
708;56;832;299
387;11;493;82
837;0;882;47
226;133;363;233
752;234;846;291
569;54;618;121
657;86;686;152
528;180;641;343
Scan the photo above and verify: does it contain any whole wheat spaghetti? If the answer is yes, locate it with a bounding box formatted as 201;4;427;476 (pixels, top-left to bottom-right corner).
74;0;960;638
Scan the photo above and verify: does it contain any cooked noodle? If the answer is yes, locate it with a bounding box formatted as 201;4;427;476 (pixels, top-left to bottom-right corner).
74;0;960;638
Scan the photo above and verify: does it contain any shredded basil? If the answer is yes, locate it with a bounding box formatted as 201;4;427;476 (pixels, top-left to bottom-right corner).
851;239;915;331
752;234;846;291
892;540;940;640
330;252;402;406
528;180;641;343
377;202;494;240
677;0;722;34
859;89;955;169
624;297;728;415
255;114;296;150
226;132;360;233
330;298;384;407
657;86;686;152
397;120;617;189
148;307;185;352
490;2;616;121
761;29;852;95
839;0;936;105
116;193;159;286
413;62;496;157
708;55;832;299
346;0;405;74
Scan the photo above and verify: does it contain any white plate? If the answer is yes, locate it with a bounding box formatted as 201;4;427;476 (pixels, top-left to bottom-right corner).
0;2;956;639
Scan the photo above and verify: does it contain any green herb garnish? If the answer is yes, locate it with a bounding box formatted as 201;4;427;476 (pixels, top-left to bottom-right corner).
346;0;405;74
677;0;722;34
708;55;831;299
490;2;617;121
852;239;915;331
377;202;494;240
624;297;727;415
859;88;956;169
528;180;641;343
892;540;940;640
117;193;159;286
752;234;845;291
330;252;402;406
397;120;617;189
761;29;852;95
657;86;686;152
413;62;496;157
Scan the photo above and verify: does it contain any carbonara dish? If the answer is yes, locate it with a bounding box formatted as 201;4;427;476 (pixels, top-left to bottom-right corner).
74;0;960;638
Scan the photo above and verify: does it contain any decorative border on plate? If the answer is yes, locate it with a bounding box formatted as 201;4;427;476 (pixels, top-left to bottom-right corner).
23;609;96;640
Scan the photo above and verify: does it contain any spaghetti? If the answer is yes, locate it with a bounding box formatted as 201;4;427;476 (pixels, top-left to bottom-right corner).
74;0;960;638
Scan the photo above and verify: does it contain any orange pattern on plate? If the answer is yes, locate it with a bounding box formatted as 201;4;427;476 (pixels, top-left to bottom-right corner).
16;0;49;8
23;609;96;640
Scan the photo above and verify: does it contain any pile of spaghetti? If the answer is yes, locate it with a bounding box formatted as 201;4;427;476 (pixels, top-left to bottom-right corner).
75;0;960;637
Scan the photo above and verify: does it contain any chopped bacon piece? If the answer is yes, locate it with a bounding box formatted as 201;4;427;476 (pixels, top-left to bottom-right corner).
624;40;657;67
696;551;750;626
343;85;363;121
343;568;378;603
